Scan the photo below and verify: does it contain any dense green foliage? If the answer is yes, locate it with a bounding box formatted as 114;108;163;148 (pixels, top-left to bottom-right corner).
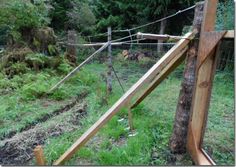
216;0;234;30
0;0;233;44
93;0;197;34
49;0;96;34
0;0;49;42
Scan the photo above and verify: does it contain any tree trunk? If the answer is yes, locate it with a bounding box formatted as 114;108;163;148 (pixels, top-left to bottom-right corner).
157;13;167;54
169;2;204;154
65;30;77;65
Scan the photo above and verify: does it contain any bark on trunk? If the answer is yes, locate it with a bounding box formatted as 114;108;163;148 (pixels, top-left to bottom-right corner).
169;2;204;154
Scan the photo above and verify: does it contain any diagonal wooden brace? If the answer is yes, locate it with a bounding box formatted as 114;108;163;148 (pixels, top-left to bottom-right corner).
187;124;215;165
197;31;226;68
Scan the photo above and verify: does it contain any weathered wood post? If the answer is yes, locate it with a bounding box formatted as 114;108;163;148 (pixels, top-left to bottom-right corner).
65;30;77;65
34;145;46;165
107;27;112;94
169;2;204;153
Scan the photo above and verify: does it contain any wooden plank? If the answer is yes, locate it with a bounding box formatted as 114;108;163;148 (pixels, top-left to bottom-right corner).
187;125;214;165
187;0;220;165
53;31;195;165
48;42;109;93
34;145;46;165
223;30;234;39
131;46;188;109
137;32;184;41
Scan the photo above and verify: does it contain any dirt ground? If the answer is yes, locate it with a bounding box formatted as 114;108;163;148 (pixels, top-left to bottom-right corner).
0;98;87;165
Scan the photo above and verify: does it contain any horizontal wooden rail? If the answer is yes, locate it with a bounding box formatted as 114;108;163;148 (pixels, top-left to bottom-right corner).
137;32;186;41
223;30;234;39
53;31;195;165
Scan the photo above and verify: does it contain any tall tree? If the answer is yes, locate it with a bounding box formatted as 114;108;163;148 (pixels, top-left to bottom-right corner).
49;0;96;35
93;0;197;36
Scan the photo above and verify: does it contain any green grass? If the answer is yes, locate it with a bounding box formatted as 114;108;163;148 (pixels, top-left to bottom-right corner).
0;58;234;165
203;72;234;165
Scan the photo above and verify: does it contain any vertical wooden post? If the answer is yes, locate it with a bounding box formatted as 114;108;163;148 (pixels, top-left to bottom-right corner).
187;0;223;165
107;27;112;94
66;30;77;65
170;2;204;154
34;145;46;165
127;100;134;131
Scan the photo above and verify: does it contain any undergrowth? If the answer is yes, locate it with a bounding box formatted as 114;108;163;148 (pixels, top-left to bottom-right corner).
0;56;234;165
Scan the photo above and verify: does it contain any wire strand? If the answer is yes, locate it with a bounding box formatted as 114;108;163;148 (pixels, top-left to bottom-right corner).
113;5;196;32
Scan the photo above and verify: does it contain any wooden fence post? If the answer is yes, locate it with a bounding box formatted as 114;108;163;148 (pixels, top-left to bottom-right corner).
34;145;46;165
169;1;204;154
107;27;112;94
66;30;77;65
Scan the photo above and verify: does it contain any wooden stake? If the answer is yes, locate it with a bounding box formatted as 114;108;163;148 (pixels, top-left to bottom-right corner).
127;100;134;131
107;27;112;94
34;145;45;165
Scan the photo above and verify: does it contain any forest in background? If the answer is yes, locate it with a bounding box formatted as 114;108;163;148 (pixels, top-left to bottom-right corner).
0;0;234;45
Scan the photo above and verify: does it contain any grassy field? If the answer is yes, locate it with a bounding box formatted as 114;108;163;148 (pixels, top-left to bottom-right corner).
0;57;234;165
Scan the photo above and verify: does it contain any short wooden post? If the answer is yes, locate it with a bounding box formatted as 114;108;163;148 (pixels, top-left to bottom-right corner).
127;101;134;131
34;145;46;165
107;27;112;94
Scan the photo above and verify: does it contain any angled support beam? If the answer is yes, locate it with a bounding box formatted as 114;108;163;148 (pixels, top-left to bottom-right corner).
48;42;109;93
53;31;195;165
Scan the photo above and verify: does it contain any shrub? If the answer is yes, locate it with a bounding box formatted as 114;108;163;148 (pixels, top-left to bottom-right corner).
19;73;50;100
57;58;73;74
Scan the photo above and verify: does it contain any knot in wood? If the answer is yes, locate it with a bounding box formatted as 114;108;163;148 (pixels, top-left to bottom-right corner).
199;81;209;88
